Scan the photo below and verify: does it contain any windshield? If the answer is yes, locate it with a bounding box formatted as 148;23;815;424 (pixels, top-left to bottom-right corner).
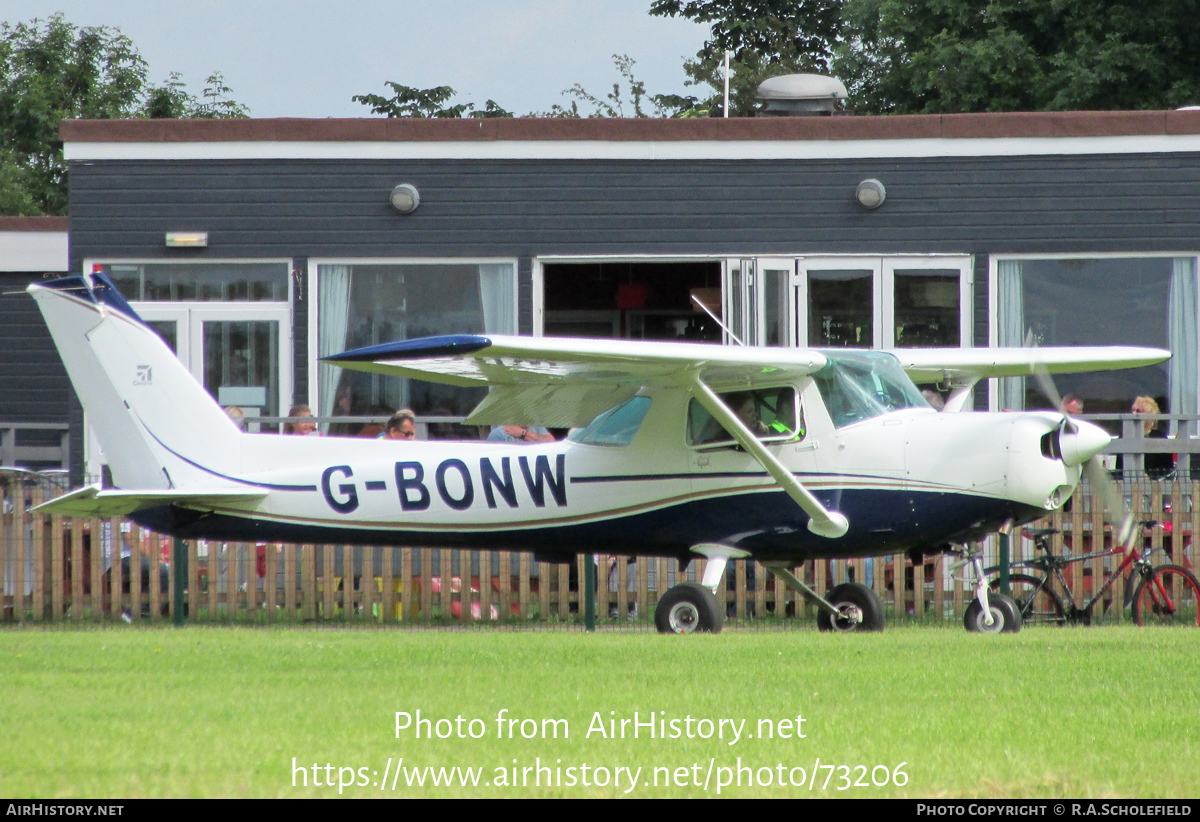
812;351;928;427
568;397;652;446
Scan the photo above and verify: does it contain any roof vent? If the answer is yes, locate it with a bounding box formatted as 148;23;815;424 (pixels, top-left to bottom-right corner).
756;74;847;116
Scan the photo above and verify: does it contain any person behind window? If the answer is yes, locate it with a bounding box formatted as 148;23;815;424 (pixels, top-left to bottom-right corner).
921;389;945;412
380;409;417;441
284;404;319;436
1061;393;1084;415
488;425;555;443
328;383;358;436
224;405;246;430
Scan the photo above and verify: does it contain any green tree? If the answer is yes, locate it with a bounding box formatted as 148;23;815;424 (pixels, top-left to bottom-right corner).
833;0;1200;113
357;56;678;119
353;82;513;118
1;14;247;216
650;0;843;116
144;71;249;119
545;55;678;117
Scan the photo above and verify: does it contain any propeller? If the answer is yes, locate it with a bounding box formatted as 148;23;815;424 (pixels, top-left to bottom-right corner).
1027;338;1136;548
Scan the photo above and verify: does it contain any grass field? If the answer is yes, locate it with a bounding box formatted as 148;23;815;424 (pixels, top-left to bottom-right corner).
2;624;1199;798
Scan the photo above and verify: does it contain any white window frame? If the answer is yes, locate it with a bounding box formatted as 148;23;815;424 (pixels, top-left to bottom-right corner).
532;253;973;351
798;255;973;350
307;256;519;412
987;252;1200;411
81;257;295;480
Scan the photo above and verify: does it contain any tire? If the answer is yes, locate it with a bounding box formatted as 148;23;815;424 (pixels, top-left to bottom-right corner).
816;583;885;632
989;574;1066;626
1131;564;1200;627
964;593;1022;633
654;582;724;634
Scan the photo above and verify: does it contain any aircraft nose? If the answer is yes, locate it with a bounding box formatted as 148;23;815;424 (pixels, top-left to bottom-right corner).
1058;418;1111;467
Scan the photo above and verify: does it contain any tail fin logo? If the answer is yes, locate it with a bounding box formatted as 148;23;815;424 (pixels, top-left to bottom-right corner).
135;365;153;386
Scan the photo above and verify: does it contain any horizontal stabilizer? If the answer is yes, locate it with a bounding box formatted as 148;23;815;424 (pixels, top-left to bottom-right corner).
33;485;266;518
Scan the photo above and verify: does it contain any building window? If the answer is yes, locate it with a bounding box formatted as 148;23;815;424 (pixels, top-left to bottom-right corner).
316;261;517;425
995;256;1197;422
100;262;289;301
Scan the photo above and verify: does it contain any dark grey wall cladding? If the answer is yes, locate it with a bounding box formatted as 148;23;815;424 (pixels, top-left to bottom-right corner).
66;153;1200;266
0;273;71;422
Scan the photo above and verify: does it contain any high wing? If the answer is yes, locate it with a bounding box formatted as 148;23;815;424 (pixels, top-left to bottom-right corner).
324;334;828;428
326;334;847;537
32;485;267;518
895;346;1170;411
896;346;1171;384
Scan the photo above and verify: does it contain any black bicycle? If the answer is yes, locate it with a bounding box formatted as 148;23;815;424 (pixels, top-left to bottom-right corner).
986;526;1200;627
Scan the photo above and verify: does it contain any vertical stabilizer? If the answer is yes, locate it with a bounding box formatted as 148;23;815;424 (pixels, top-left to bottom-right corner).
29;274;242;489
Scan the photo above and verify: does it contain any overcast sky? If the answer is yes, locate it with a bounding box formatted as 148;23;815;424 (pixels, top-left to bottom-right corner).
3;1;712;118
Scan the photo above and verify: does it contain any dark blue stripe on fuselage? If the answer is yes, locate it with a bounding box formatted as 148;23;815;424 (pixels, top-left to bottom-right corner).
129;488;1043;562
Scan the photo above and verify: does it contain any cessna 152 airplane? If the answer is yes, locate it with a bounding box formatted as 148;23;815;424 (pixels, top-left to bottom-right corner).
29;272;1170;634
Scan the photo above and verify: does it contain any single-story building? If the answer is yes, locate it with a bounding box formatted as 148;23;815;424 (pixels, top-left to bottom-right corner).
0;217;70;470
27;111;1200;481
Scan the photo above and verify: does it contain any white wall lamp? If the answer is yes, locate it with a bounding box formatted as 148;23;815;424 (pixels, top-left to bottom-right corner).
390;183;421;214
164;231;208;248
855;179;886;210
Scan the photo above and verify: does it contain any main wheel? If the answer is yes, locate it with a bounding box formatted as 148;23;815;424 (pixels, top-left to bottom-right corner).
1131;564;1200;627
655;582;724;634
817;583;885;632
989;574;1066;626
964;593;1022;633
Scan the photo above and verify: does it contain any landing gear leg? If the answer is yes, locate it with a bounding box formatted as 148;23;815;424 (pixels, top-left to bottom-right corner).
963;553;1021;633
763;563;885;632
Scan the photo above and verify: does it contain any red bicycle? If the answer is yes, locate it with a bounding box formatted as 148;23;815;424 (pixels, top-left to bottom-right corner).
987;526;1200;627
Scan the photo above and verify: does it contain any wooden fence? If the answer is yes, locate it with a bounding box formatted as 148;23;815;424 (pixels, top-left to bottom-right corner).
2;476;1196;628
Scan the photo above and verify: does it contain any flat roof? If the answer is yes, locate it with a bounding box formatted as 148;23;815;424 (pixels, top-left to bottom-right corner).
0;218;69;272
59;111;1200;161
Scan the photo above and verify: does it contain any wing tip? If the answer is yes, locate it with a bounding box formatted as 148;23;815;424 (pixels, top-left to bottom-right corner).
323;334;493;363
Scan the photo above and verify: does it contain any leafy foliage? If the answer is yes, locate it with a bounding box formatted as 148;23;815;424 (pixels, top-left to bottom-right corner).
143;71;249;119
353;82;513;118
649;0;841;71
833;0;1200;113
0;14;247;216
650;0;843;116
549;55;678;118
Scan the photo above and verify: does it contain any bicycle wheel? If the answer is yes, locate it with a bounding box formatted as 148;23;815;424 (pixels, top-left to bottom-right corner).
1132;564;1200;627
990;574;1067;626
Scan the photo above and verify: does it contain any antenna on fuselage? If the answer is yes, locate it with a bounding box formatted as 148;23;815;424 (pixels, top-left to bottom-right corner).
690;294;744;346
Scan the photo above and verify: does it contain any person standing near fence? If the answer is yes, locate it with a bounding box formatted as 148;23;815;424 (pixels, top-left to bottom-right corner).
1133;396;1173;479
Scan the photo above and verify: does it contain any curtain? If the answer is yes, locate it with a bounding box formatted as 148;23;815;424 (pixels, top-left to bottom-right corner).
996;260;1025;410
317;265;353;425
478;263;516;335
1169;257;1199;436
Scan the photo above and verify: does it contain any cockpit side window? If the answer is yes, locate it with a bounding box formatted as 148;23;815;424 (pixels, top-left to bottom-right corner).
568;396;652;446
686;387;803;447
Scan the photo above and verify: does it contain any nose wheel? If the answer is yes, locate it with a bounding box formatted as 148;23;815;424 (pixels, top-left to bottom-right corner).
964;592;1021;633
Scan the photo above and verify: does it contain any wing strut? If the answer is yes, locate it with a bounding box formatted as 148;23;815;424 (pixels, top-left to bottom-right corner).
688;374;849;539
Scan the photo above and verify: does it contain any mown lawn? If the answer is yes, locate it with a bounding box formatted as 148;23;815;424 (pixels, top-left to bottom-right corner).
1;625;1197;798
